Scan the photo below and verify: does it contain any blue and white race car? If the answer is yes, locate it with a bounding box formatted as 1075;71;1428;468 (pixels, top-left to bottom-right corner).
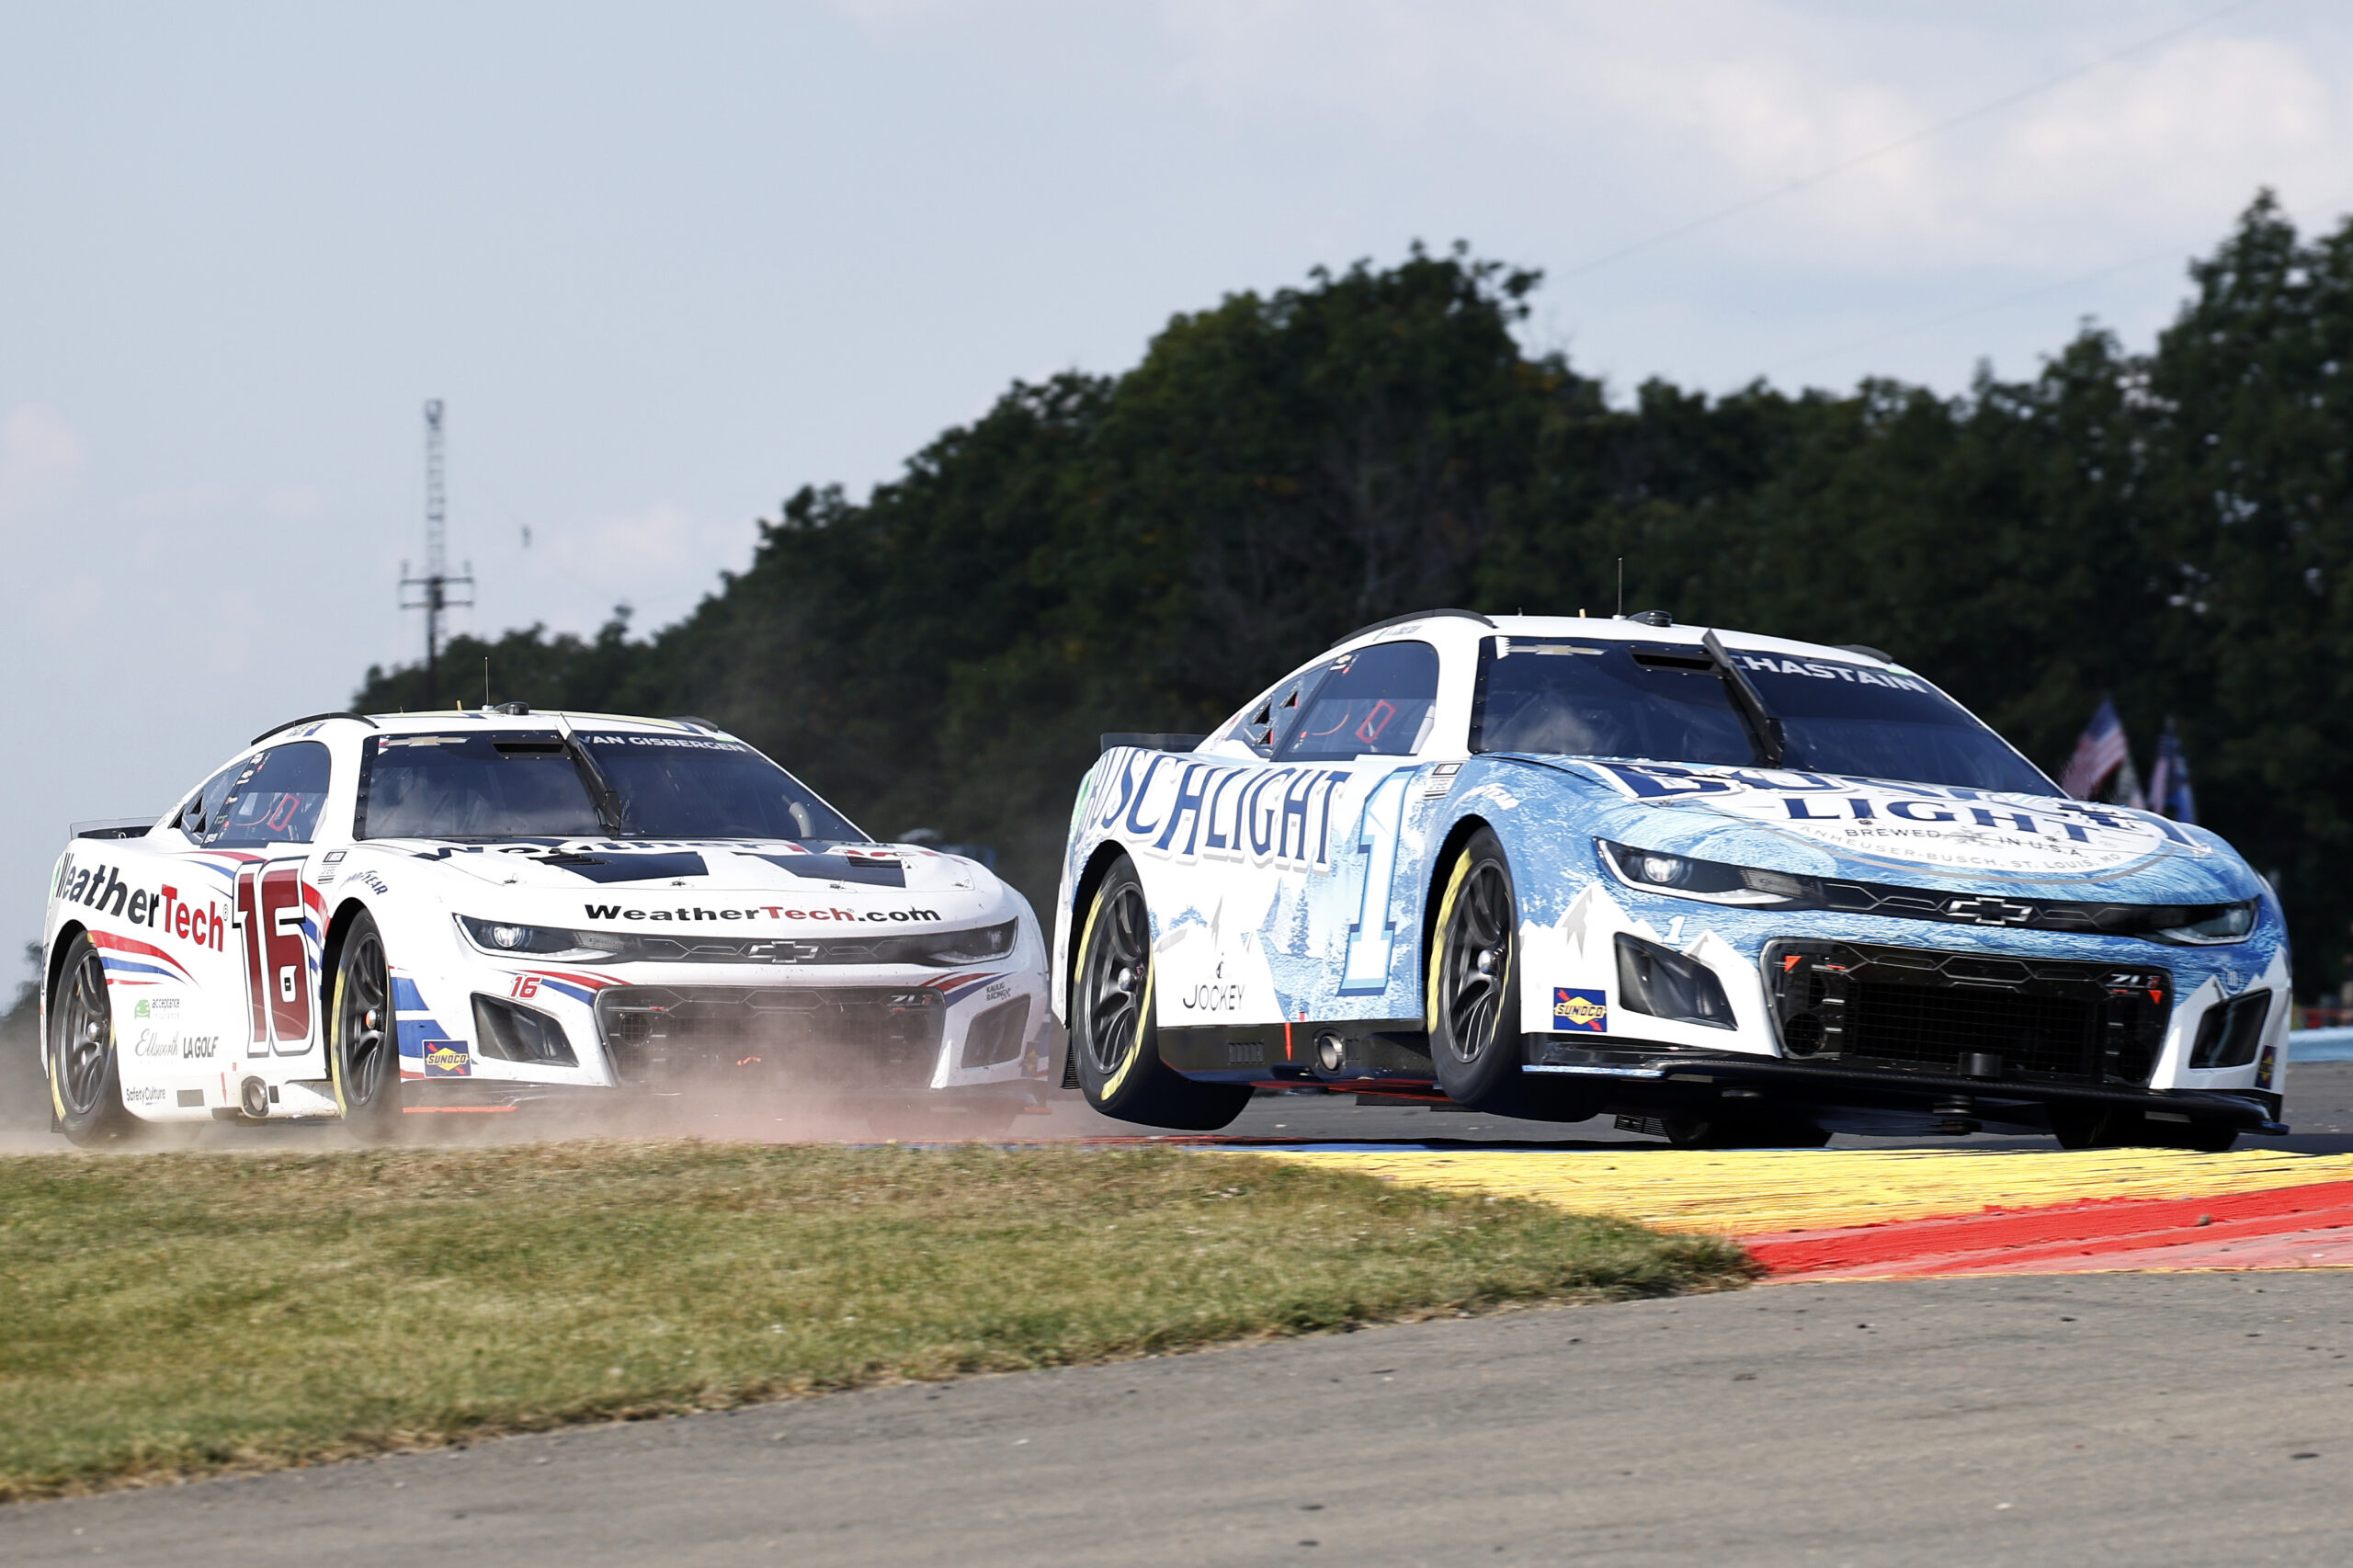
41;709;1051;1143
1051;610;2288;1148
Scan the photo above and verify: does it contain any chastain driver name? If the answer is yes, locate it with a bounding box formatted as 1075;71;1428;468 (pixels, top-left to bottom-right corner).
583;903;941;924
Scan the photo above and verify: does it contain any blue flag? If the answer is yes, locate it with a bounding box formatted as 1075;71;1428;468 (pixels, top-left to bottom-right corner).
2148;720;2196;824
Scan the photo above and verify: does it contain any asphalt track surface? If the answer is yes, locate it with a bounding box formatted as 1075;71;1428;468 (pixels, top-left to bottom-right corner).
10;1271;2353;1567
9;1065;2353;1565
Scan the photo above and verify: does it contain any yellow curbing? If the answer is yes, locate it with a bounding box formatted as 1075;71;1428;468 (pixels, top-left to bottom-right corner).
1249;1148;2353;1237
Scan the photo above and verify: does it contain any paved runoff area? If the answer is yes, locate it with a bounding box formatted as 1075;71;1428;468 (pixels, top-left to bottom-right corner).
11;1061;2353;1563
8;1270;2353;1567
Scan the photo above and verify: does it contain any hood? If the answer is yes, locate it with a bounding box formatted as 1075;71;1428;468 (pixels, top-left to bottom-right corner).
380;838;1015;926
1516;757;2258;903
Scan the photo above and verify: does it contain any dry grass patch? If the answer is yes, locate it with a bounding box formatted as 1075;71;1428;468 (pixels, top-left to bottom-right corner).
0;1140;1751;1499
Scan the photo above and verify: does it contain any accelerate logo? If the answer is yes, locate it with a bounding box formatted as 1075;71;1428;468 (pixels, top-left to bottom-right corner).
1553;988;1608;1032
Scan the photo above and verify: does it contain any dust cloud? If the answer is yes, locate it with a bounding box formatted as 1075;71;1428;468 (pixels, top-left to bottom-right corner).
0;1023;1143;1153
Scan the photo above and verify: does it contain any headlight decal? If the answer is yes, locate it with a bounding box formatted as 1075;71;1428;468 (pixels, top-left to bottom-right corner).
457;915;1020;967
1595;841;2257;946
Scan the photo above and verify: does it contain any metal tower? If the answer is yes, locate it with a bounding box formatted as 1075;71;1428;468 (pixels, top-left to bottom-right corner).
399;398;474;707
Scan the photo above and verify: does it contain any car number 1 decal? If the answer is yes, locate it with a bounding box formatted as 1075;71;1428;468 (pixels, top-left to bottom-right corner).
1339;768;1416;995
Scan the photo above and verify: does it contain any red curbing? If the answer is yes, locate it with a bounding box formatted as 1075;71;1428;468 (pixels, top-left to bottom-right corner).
1747;1178;2353;1280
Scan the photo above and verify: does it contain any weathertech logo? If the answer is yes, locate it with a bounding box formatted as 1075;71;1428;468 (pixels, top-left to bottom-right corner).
581;904;941;924
1552;988;1608;1033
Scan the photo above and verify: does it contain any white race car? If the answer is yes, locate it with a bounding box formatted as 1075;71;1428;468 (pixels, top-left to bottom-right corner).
1051;610;2287;1148
40;708;1052;1142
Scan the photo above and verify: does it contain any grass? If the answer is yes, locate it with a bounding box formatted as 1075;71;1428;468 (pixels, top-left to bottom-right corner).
0;1140;1752;1500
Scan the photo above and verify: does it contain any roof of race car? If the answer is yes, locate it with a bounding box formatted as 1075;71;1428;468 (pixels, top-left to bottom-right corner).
1325;611;1905;671
256;710;735;745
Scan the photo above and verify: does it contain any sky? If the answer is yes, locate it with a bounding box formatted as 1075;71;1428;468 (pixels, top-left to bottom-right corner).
4;0;2351;960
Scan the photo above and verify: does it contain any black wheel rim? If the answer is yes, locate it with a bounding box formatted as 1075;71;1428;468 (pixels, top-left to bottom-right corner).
1439;860;1512;1064
54;949;112;1116
338;927;392;1107
1080;884;1149;1077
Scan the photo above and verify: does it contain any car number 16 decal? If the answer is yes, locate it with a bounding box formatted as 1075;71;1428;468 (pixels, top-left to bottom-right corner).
1339;768;1415;995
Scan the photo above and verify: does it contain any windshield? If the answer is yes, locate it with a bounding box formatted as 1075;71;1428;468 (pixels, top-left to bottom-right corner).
571;732;859;840
1472;638;2053;793
356;728;862;842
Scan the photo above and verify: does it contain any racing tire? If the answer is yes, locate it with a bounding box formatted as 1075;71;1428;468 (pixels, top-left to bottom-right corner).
49;933;137;1147
1070;858;1249;1132
1427;828;1532;1113
329;911;405;1141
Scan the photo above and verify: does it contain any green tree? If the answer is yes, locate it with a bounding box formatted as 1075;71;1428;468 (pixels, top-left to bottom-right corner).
353;205;2353;998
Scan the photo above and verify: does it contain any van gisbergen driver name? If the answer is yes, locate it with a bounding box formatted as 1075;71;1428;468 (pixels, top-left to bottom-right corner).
581;903;943;924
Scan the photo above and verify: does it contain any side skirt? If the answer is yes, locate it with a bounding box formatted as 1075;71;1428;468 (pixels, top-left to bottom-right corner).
1158;1021;1432;1084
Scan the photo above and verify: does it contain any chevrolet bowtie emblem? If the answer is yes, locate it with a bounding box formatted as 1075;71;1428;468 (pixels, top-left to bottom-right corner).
1945;896;2033;926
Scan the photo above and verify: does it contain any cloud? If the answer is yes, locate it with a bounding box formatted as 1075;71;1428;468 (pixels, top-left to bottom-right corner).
527;502;758;621
1154;2;2353;273
263;483;326;519
0;405;87;528
127;481;231;519
32;574;104;637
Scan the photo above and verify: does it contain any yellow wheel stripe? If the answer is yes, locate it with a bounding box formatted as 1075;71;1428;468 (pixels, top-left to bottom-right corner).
1100;922;1151;1099
327;964;352;1118
1425;849;1474;1035
1253;1147;2353;1237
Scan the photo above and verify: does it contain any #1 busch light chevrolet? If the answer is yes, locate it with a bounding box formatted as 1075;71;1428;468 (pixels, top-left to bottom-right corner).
41;709;1051;1143
1051;609;2288;1148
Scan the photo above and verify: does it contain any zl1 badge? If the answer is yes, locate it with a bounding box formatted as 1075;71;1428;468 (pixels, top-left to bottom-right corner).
1552;988;1608;1033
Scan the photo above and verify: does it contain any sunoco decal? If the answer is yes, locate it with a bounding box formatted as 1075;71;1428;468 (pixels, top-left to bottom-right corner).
1552;988;1608;1032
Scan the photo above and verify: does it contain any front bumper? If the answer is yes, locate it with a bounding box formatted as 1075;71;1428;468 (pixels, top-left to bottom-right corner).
1523;1040;2286;1135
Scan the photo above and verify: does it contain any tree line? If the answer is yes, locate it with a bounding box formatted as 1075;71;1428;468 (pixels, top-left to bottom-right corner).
358;194;2353;1000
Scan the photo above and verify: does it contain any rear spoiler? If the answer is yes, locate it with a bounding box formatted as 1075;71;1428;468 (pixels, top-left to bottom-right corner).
72;818;156;841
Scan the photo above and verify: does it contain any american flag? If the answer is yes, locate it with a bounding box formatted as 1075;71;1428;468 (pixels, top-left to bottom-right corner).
2059;698;2131;801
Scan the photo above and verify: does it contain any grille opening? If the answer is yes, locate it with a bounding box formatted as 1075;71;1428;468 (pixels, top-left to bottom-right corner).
1852;983;2091;1077
595;984;945;1089
959;996;1031;1070
2189;991;2271;1070
1766;939;2168;1087
472;995;579;1065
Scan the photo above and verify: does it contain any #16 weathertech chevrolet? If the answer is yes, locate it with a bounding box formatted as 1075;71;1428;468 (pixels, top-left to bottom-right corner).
42;709;1051;1142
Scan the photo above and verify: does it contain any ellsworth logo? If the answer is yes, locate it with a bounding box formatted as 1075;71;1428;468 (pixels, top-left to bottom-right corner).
421;1043;472;1078
1552;988;1608;1033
